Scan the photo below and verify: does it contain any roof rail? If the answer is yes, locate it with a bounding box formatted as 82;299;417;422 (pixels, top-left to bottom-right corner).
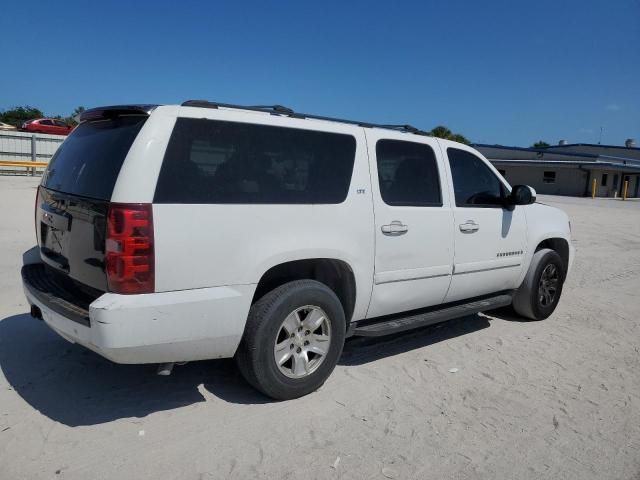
181;100;296;116
180;99;430;136
377;124;428;135
247;105;295;115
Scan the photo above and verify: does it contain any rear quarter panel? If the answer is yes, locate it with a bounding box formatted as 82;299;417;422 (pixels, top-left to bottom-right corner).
143;108;375;323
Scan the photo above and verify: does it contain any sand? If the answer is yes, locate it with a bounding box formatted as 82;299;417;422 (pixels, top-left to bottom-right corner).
0;176;638;479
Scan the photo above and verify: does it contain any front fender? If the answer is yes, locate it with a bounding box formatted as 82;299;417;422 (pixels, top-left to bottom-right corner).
518;203;574;285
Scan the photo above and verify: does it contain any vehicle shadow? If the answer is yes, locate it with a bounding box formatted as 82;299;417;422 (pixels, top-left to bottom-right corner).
0;312;490;426
0;313;255;426
340;314;490;366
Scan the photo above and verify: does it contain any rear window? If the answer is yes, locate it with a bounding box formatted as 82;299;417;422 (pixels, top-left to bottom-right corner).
154;118;357;204
42;115;146;200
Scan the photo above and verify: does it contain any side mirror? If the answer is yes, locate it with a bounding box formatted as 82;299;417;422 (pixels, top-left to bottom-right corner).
509;185;536;207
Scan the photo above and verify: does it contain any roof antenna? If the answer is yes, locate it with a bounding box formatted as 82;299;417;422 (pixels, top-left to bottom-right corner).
598;126;603;144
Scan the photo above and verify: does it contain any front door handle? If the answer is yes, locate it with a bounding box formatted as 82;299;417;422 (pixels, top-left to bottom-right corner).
459;220;479;233
381;221;408;236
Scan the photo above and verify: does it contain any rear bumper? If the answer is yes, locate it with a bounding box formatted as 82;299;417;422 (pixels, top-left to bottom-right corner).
22;260;255;364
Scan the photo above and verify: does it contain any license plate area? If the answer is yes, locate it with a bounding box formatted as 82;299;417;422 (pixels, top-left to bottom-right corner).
41;220;71;271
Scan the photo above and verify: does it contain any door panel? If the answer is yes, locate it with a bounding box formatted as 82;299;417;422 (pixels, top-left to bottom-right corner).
443;146;527;302
446;207;526;302
366;133;454;318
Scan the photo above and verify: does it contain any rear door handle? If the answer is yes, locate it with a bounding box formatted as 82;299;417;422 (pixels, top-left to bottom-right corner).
381;221;408;236
459;220;479;233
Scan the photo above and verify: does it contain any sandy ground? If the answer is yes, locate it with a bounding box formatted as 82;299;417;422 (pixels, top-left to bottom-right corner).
0;175;638;480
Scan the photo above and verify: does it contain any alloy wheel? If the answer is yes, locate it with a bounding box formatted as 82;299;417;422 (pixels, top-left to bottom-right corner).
273;305;331;379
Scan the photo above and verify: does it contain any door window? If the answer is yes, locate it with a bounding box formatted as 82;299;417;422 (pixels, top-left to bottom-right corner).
376;139;441;207
447;148;505;208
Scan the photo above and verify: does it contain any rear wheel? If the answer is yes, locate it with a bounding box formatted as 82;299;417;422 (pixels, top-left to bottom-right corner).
235;280;346;400
513;248;565;320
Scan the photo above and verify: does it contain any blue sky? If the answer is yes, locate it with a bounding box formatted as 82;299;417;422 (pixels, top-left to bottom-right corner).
2;0;638;146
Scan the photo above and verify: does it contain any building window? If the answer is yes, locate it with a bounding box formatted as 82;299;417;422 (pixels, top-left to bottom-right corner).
601;173;608;186
543;171;556;184
613;174;619;188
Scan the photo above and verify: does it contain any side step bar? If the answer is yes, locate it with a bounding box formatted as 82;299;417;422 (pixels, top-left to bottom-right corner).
352;293;513;337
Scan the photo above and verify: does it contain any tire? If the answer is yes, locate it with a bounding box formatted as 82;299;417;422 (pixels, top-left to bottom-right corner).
235;280;346;400
512;248;565;320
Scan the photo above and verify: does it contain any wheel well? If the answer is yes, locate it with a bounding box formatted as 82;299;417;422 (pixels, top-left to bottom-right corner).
535;238;569;275
252;259;357;324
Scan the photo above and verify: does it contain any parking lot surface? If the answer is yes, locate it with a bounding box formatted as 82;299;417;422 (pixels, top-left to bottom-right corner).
0;176;638;479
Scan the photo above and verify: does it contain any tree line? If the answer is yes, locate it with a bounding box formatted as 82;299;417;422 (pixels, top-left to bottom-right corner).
0;106;85;127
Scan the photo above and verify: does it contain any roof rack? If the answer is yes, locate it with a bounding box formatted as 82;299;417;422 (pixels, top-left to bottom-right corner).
180;99;430;136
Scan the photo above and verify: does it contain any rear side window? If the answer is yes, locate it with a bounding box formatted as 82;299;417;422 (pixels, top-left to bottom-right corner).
42;116;147;200
376;139;441;206
447;148;505;207
154;118;356;204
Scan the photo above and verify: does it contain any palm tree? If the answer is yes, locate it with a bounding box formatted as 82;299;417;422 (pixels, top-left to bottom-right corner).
429;125;469;144
532;141;550;149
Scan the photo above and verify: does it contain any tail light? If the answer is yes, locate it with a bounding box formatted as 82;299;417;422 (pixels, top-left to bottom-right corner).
105;203;154;294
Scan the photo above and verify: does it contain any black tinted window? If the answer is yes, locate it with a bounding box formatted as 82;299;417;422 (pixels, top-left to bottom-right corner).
376;140;441;206
42;116;146;200
447;148;504;207
154;118;356;204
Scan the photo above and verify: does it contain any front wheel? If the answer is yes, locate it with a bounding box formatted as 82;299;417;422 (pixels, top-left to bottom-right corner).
235;280;346;400
512;248;565;320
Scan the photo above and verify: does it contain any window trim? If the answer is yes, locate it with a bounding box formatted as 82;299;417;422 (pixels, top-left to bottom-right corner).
447;147;508;209
375;138;443;208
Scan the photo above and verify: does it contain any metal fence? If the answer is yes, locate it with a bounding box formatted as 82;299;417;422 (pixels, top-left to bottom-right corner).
0;130;65;174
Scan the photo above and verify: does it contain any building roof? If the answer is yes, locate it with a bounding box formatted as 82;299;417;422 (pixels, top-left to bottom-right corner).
474;143;640;172
545;143;640;161
489;159;640;172
547;142;640;152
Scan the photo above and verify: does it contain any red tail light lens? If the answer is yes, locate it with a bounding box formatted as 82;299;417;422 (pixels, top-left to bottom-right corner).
105;203;154;294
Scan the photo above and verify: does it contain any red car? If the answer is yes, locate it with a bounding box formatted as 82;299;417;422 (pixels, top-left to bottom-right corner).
21;118;73;136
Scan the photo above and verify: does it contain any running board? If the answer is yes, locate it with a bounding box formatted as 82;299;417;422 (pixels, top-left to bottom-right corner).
352;293;513;337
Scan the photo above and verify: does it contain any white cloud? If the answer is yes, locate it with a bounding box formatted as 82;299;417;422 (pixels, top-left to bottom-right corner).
606;103;621;111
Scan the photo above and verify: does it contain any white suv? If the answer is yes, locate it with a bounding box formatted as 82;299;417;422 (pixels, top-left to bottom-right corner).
22;101;574;399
